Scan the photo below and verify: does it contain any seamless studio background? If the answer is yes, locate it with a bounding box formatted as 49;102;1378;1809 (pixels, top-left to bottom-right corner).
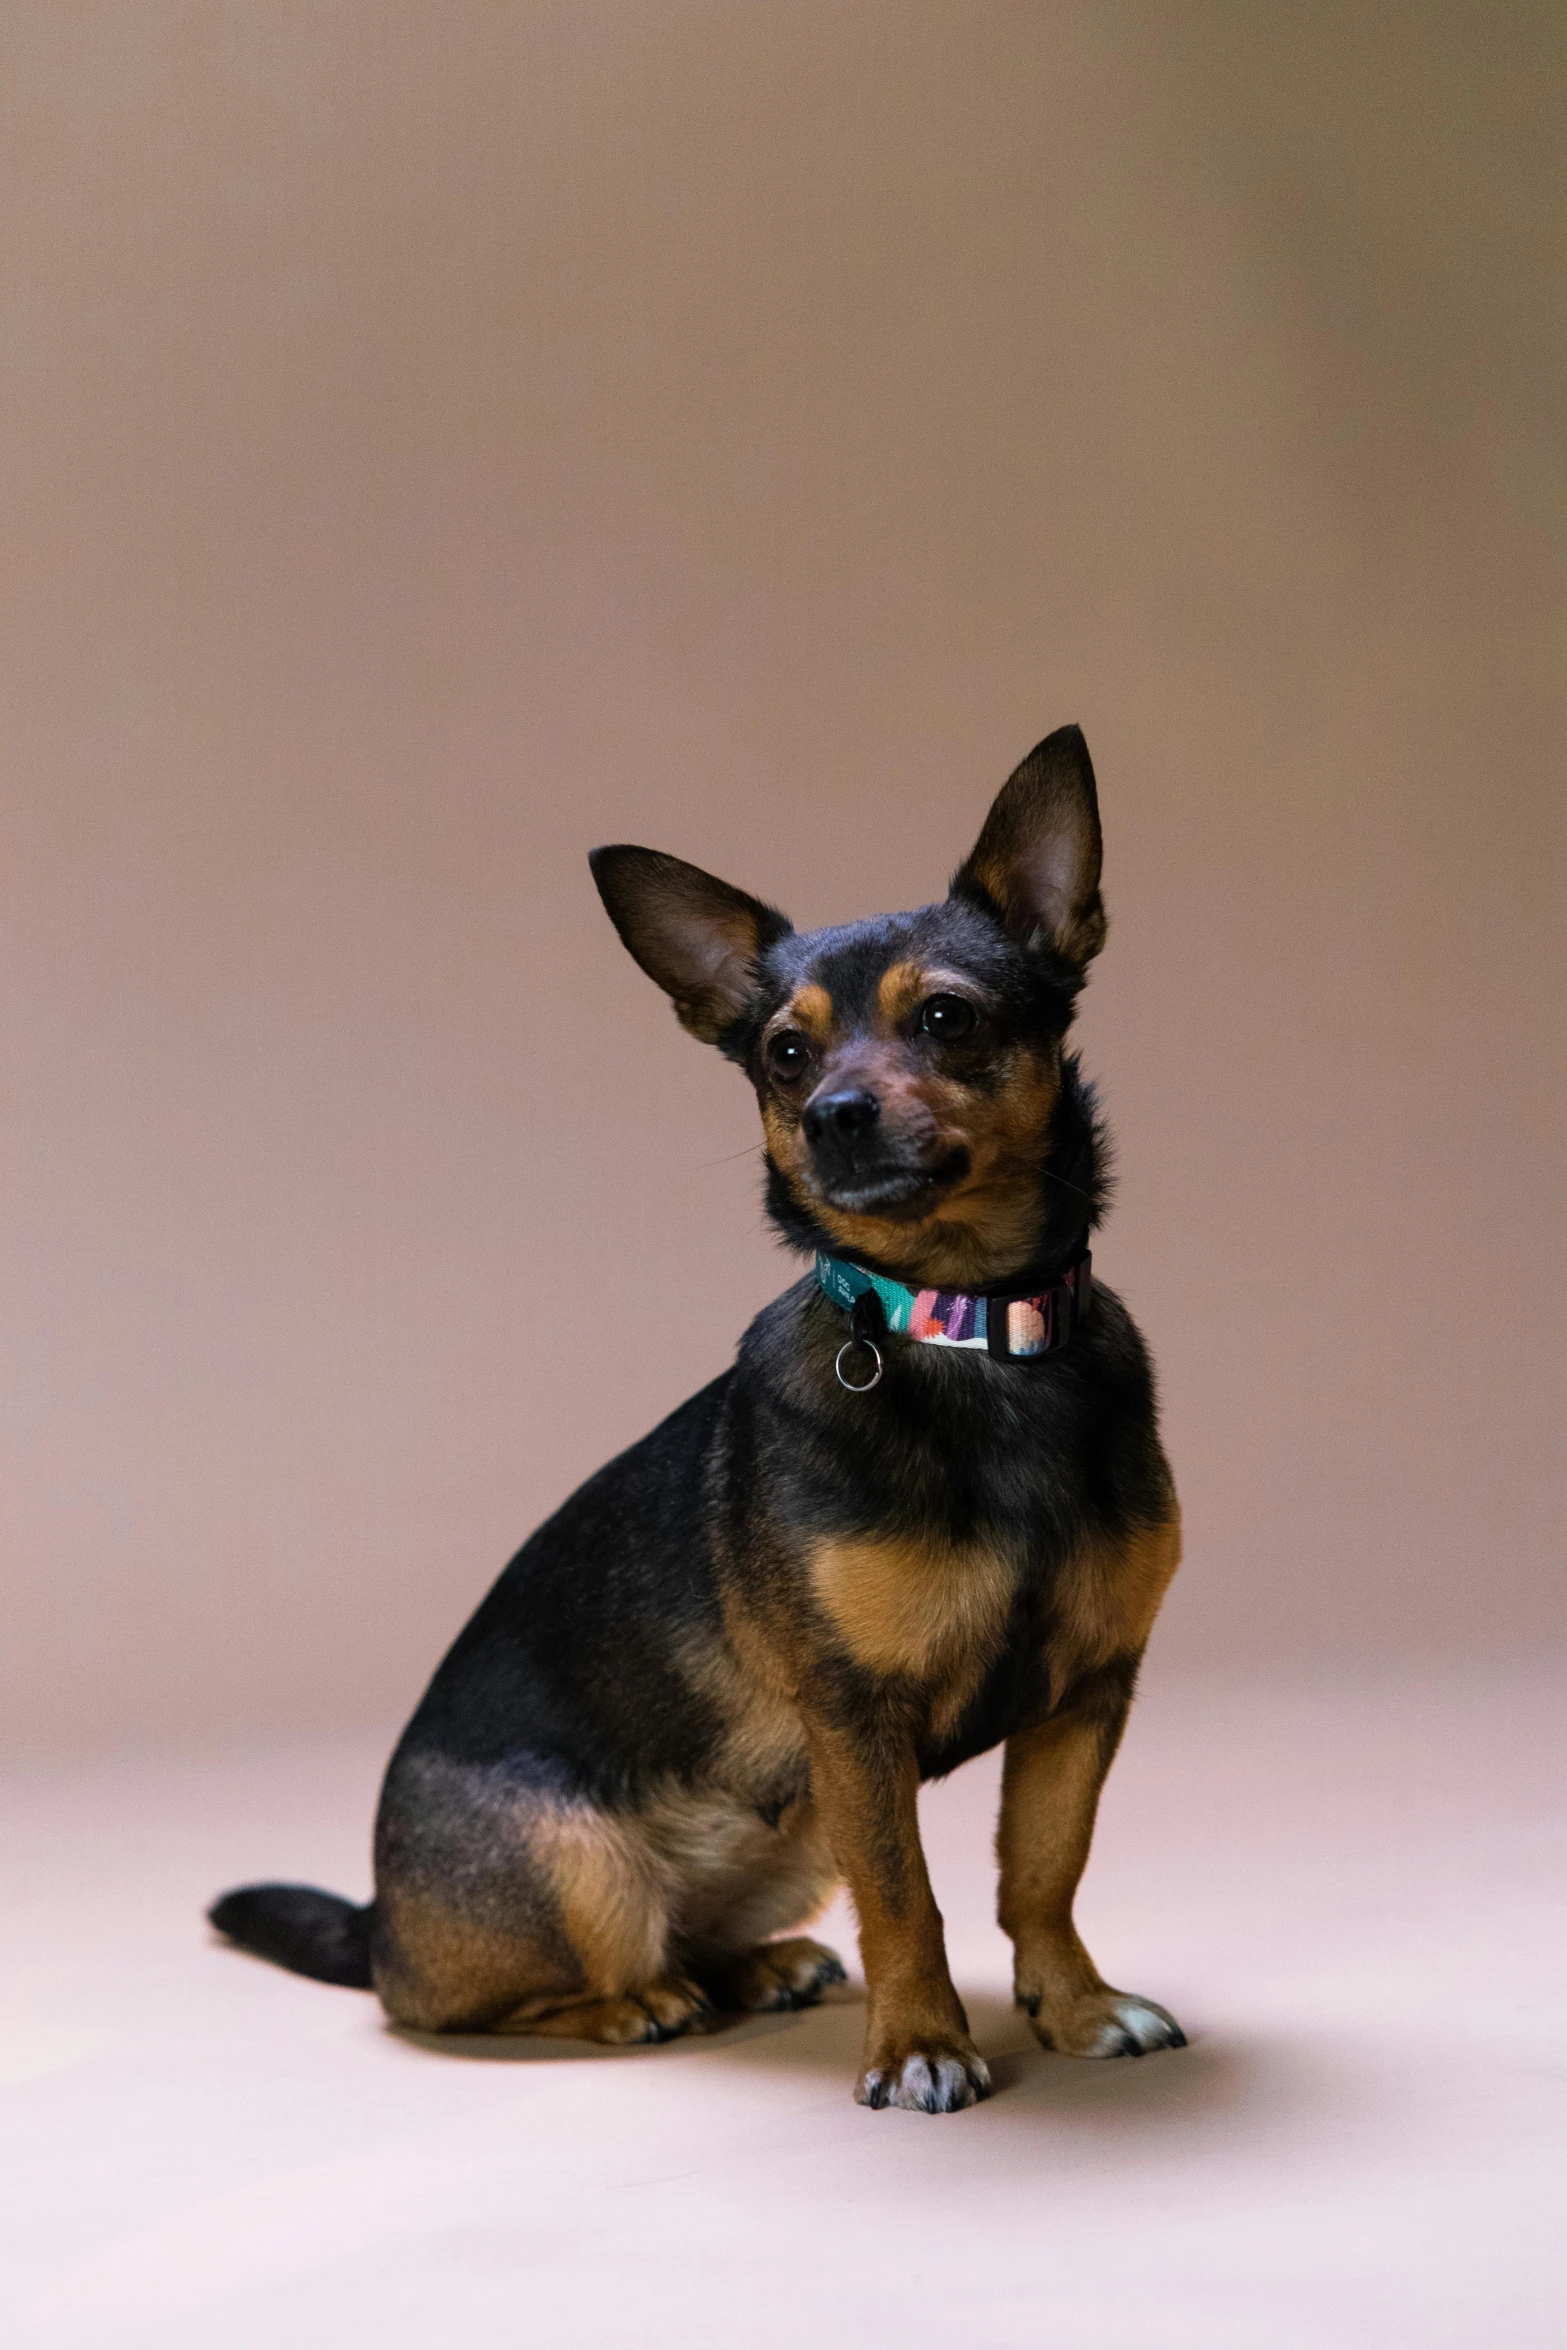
2;11;1565;2345
5;1;1561;1753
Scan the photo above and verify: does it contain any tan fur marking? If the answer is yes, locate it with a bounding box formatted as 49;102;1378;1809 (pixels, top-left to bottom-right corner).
924;1043;1059;1275
801;1714;980;2093
874;963;991;1033
678;1612;810;1797
545;1804;669;1995
698;1799;838;1952
640;1785;836;1950
721;1688;810;1797
1047;1506;1182;1699
765;1035;1062;1291
993;1508;1182;2047
783;982;834;1043
926;1653;994;1747
994;1706;1117;2048
875;960;929;1028
373;1884;580;2033
997;1711;1113;1947
811;1534;1016;1683
995;1604;1180;2060
801;1194;1024;1291
494;1983;711;2043
663;1620;838;1950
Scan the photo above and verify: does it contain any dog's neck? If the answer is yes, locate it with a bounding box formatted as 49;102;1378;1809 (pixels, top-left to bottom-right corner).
763;1051;1108;1292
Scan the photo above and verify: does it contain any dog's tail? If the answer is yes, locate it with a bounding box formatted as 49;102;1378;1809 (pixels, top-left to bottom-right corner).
207;1882;375;1989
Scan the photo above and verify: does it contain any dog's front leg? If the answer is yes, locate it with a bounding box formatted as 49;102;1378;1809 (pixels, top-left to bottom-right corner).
803;1713;991;2112
996;1666;1186;2058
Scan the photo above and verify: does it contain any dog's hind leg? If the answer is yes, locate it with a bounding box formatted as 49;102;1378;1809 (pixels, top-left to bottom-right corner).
372;1752;716;2045
702;1937;848;2014
652;1788;846;2015
488;1801;715;2042
493;1981;716;2043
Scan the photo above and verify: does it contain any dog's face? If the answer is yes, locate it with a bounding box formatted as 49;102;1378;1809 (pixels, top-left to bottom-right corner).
591;727;1107;1290
750;896;1073;1287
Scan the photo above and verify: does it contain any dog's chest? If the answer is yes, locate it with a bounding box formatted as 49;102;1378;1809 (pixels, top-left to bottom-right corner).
807;1513;1174;1746
808;1534;1021;1738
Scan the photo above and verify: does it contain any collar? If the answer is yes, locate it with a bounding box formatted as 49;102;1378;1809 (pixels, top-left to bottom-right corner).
815;1248;1092;1364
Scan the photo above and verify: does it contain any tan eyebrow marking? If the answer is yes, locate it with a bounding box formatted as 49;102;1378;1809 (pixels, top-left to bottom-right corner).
781;982;835;1043
875;962;928;1028
875;965;989;1031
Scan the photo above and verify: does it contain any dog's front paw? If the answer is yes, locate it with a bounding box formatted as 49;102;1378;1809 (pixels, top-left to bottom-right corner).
1020;1984;1186;2058
857;2034;992;2113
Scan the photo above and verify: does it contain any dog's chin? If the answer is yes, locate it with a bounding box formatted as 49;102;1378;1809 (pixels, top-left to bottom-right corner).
813;1148;970;1226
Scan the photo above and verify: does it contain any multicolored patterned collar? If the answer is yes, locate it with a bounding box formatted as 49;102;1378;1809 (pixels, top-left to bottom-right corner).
815;1248;1092;1371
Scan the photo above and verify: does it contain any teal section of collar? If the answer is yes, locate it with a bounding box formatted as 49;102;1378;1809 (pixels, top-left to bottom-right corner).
814;1251;1091;1362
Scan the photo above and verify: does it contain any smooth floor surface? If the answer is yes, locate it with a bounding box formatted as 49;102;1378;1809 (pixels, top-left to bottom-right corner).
4;1668;1564;2348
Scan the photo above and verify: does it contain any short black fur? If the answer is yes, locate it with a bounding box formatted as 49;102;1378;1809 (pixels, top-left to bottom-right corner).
210;725;1184;2110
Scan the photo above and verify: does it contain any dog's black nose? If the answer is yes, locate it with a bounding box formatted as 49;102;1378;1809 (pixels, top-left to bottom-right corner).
803;1088;881;1149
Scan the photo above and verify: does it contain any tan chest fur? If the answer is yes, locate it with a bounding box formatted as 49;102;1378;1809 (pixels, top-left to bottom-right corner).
809;1535;1018;1737
1043;1510;1182;1695
810;1536;1015;1679
809;1505;1182;1723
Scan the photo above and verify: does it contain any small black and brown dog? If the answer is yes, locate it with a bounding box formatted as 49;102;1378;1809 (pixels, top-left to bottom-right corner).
211;725;1184;2113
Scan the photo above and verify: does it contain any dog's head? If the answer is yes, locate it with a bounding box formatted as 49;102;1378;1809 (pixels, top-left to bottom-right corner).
590;727;1108;1291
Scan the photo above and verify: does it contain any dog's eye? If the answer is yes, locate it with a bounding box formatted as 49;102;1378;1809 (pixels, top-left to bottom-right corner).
766;1030;812;1082
919;994;977;1040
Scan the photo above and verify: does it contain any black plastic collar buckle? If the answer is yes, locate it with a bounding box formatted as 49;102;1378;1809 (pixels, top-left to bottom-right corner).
985;1250;1093;1363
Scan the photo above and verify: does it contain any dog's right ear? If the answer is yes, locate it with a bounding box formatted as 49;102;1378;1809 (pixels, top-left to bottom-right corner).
589;846;792;1046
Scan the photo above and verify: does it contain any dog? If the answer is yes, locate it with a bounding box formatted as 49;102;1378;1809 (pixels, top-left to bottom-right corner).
210;724;1185;2113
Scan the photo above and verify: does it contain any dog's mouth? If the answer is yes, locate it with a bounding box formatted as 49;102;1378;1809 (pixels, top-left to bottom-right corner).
812;1145;972;1223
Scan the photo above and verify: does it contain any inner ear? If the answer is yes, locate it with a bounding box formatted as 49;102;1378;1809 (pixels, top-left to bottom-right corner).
950;724;1107;969
589;845;792;1046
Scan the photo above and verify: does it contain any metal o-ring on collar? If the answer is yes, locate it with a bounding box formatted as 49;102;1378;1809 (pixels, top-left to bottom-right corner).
835;1337;884;1393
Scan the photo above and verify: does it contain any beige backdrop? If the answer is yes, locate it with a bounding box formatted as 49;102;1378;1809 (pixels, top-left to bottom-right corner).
3;2;1562;1754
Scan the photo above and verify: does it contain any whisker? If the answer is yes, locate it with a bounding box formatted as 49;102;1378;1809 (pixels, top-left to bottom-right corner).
695;1144;764;1172
1041;1167;1096;1202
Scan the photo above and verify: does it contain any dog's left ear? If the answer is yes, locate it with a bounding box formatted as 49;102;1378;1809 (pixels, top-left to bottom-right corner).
589;844;792;1045
950;724;1107;969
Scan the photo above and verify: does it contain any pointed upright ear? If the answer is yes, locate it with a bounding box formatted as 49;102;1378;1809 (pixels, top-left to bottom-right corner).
950;725;1107;969
588;845;792;1044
